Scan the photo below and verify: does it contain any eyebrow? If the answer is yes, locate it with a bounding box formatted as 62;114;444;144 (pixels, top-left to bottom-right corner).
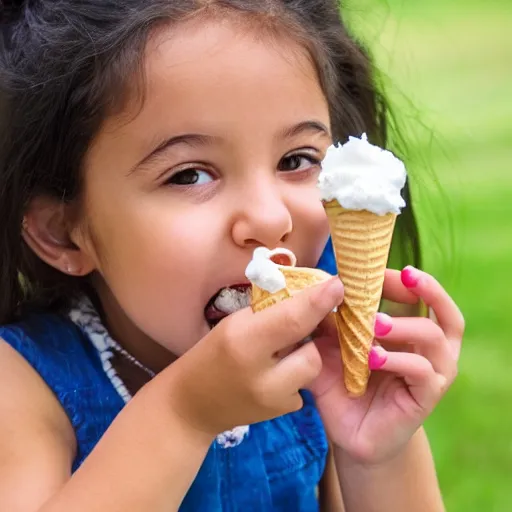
278;120;331;140
130;120;331;174
130;133;218;174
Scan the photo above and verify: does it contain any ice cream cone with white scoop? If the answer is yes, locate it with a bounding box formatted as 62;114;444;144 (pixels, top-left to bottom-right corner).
317;133;407;397
245;248;333;313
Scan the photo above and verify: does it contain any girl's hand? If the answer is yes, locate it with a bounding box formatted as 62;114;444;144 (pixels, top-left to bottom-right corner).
162;277;345;437
309;266;464;465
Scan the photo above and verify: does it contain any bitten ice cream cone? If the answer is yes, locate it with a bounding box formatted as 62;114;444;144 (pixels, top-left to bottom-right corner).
245;248;332;312
317;133;407;397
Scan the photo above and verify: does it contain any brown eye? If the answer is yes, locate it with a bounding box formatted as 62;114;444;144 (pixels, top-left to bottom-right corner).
278;154;320;172
167;169;213;186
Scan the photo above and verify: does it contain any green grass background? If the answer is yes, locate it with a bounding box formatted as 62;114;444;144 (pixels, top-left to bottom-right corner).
346;1;512;510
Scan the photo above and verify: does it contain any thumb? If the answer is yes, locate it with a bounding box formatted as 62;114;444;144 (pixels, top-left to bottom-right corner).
234;277;344;355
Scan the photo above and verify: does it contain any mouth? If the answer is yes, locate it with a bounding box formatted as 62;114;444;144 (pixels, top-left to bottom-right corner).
204;284;252;328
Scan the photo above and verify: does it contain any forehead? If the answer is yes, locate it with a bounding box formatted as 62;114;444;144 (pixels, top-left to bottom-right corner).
87;18;330;171
131;18;327;127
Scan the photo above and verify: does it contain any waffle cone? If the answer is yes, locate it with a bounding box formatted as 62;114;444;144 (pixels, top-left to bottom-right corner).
251;266;331;313
324;200;397;397
251;287;292;312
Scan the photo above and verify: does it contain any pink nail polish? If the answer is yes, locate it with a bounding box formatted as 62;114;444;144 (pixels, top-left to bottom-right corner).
369;347;387;370
374;314;393;337
401;266;420;288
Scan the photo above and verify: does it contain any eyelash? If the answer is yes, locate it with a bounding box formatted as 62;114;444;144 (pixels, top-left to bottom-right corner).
163;163;215;187
163;150;322;187
278;151;321;173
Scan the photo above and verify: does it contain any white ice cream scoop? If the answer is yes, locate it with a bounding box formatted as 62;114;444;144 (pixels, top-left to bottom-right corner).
317;133;407;215
244;247;296;293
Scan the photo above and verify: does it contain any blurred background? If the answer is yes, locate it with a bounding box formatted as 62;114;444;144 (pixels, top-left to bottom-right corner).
346;0;511;510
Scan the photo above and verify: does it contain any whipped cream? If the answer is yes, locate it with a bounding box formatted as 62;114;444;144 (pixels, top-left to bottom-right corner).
245;247;295;293
317;133;407;216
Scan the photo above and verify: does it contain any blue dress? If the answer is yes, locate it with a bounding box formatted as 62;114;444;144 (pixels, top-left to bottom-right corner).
0;241;338;511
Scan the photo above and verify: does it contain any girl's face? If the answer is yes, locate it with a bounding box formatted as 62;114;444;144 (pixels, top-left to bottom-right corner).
80;19;332;364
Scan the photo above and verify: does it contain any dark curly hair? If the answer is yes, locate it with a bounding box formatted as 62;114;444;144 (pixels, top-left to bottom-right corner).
0;0;421;323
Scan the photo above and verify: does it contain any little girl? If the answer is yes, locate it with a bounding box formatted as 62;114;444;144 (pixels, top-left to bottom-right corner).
0;1;464;510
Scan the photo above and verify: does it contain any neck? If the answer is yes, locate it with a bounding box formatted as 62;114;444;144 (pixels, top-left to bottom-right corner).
91;281;176;376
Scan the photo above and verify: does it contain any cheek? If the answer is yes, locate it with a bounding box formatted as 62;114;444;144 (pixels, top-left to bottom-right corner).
87;200;222;348
101;214;208;297
91;192;215;274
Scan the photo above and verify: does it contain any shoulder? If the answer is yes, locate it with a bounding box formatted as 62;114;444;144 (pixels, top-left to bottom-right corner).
0;310;125;469
0;310;85;354
0;339;76;449
0;310;106;394
0;340;76;508
0;312;80;453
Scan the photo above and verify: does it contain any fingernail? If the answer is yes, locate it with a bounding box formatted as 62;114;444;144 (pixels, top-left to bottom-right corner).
401;266;420;288
327;277;344;301
374;313;393;337
369;346;387;370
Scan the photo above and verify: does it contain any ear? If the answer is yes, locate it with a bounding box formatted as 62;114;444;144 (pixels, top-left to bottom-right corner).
22;196;96;277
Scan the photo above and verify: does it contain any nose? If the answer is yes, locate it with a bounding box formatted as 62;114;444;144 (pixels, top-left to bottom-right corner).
231;179;292;250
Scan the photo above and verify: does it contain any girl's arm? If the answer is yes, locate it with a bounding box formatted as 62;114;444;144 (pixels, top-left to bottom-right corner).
333;428;445;512
1;279;344;511
42;382;213;512
313;268;462;512
0;342;212;512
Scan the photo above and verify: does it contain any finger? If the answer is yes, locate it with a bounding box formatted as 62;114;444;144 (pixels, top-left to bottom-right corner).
232;277;344;355
311;312;339;339
401;267;465;357
369;346;446;411
382;269;419;304
268;341;323;394
375;313;457;381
